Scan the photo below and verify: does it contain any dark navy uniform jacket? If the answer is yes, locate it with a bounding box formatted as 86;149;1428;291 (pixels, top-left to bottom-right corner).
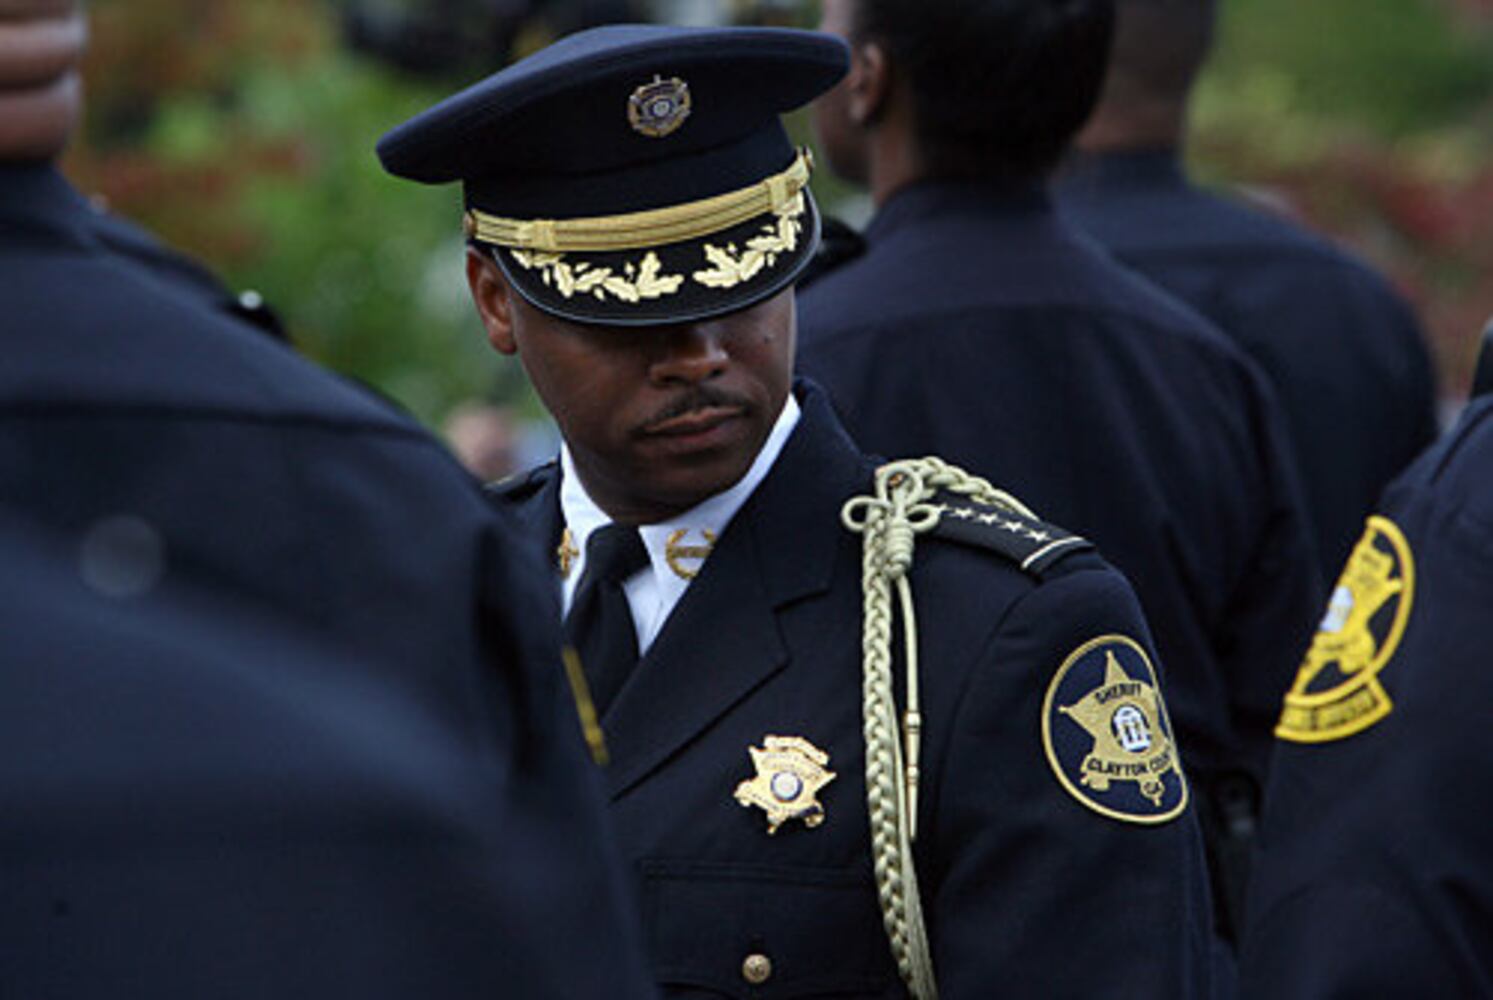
1241;396;1493;999
0;164;652;998
0;517;652;998
84;204;291;341
491;382;1214;999
797;182;1324;840
1057;149;1440;577
1;163;492;726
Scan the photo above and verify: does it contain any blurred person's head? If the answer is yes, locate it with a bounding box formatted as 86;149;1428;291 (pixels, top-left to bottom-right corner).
813;0;1115;204
443;401;520;483
0;0;87;162
1074;0;1218;153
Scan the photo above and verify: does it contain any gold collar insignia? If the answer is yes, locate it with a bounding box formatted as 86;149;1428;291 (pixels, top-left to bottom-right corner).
557;527;579;579
664;527;716;580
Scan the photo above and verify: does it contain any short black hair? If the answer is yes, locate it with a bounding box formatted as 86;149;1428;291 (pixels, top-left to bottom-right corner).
1108;0;1217;104
852;0;1116;181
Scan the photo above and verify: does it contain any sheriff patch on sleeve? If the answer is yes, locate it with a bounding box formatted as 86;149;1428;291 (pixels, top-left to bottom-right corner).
1042;635;1188;824
1275;515;1415;744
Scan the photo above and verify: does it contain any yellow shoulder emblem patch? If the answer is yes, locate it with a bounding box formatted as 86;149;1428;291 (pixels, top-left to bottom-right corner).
1042;634;1188;825
1276;515;1415;744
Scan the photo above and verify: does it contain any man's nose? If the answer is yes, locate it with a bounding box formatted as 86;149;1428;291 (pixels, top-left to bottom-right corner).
648;324;729;385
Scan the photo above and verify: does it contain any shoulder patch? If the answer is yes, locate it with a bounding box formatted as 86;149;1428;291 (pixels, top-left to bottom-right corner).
1042;634;1188;825
929;493;1092;577
1276;515;1415;744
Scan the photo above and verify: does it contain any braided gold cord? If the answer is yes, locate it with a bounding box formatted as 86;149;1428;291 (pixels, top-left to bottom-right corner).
842;458;1033;1000
467;149;813;252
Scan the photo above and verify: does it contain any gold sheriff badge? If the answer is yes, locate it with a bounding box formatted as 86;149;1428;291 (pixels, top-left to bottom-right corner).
734;736;836;835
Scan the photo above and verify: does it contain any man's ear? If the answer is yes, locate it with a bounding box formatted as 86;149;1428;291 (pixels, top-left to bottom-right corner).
465;246;518;355
847;39;892;128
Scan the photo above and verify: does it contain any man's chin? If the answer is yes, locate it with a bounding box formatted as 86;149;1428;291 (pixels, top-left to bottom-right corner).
625;454;758;523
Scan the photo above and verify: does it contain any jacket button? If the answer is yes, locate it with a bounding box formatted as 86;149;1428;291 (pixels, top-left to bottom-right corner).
742;952;773;985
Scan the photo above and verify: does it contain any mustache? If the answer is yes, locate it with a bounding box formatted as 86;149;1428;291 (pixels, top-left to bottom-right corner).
639;386;753;430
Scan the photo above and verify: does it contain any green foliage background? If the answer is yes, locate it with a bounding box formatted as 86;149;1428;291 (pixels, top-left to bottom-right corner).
65;0;1493;427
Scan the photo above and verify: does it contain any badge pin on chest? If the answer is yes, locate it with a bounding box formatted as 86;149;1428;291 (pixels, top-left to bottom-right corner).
734;735;835;835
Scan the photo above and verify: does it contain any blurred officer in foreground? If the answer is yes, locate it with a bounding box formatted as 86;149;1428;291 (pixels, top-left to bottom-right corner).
380;24;1213;997
1057;0;1440;579
0;3;652;995
799;0;1322;947
1241;391;1493;997
0;515;650;998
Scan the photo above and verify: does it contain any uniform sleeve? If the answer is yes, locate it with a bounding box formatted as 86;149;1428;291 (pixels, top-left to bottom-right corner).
1214;359;1325;785
927;559;1215;999
1241;483;1493;998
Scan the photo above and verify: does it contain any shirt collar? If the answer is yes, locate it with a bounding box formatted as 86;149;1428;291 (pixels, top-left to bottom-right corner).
558;392;802;609
866;177;1052;245
1057;147;1187;194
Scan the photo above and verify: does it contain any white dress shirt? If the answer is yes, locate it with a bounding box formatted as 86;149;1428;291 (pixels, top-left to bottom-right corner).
559;394;802;654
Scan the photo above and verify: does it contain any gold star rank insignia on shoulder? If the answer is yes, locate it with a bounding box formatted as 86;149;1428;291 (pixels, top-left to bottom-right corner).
734;735;835;835
1042;635;1188;825
1276;515;1415;744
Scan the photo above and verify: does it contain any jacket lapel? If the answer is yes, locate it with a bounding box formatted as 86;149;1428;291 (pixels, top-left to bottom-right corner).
602;381;871;799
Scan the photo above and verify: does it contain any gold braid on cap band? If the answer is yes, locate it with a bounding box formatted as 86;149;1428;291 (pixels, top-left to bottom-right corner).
465;148;813;253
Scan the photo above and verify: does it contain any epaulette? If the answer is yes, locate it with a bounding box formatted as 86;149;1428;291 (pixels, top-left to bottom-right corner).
483;460;556;502
929;491;1093;578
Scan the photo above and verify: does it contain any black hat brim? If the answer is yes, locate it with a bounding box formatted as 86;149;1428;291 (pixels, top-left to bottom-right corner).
489;189;821;327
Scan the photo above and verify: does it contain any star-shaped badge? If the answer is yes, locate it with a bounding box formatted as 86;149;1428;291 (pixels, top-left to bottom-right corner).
733;735;836;835
1059;650;1173;806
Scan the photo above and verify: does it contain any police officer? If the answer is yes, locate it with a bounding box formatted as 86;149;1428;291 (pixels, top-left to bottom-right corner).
380;23;1213;997
797;0;1323;946
1056;0;1441;579
0;5;652;994
1240;391;1493;997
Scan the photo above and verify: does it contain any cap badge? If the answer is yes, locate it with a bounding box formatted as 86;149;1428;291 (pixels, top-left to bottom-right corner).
664;527;716;580
628;75;692;138
1276;515;1414;743
1043;634;1188;825
734;735;836;835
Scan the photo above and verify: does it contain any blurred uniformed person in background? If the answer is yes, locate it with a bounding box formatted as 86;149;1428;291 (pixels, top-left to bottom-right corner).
0;3;652;995
1057;0;1441;580
380;23;1213;998
1240;385;1493;997
796;0;1323;950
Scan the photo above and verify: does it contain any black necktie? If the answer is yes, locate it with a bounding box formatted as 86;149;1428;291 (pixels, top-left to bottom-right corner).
565;524;649;717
